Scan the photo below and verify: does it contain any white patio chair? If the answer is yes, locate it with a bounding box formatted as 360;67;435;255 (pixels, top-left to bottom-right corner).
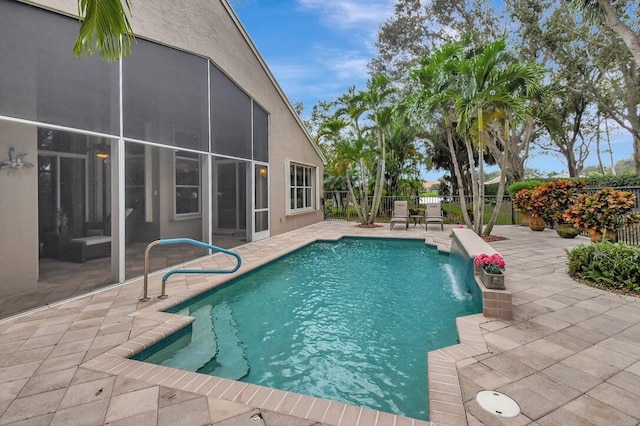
425;202;444;231
390;201;409;230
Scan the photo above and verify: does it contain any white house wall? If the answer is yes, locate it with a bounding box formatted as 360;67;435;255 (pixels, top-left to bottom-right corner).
0;122;39;292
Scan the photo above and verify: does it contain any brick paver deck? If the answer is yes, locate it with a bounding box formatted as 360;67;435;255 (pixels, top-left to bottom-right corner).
1;222;639;425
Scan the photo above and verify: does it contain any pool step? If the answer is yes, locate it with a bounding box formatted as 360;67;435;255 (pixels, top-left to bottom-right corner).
197;302;250;381
152;304;218;371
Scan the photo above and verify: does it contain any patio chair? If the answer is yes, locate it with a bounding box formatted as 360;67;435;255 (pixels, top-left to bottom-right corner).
390;201;409;230
425;202;444;231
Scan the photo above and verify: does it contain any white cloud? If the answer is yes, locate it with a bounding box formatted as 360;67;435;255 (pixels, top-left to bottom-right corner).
323;51;370;81
267;47;372;108
297;0;394;30
256;1;397;110
268;63;315;82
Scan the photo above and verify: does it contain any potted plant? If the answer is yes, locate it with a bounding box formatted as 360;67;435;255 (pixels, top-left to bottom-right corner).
525;187;547;231
530;179;585;238
562;188;640;242
512;189;534;227
474;253;506;289
508;180;543;226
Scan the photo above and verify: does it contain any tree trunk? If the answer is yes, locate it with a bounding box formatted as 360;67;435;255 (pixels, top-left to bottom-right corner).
635;132;640;176
596;114;605;174
598;0;640;69
369;129;386;225
344;168;365;223
464;135;480;234
604;118;616;175
473;107;485;236
483;121;511;236
445;123;473;227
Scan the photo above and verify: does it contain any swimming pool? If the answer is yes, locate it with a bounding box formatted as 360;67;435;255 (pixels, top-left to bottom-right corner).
135;237;481;420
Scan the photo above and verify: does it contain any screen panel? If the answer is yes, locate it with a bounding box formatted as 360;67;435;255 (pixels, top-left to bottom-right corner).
210;65;252;159
123;39;208;151
0;1;118;134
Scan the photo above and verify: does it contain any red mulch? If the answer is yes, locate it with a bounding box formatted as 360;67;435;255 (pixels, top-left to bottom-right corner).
481;235;508;242
356;223;384;228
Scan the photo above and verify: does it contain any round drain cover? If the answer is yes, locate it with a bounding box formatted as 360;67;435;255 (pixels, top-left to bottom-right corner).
476;391;521;417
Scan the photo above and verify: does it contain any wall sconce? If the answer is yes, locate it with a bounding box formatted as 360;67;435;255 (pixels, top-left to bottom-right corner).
259;167;268;177
95;143;110;159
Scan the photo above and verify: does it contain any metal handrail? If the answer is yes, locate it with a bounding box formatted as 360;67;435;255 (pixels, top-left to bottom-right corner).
140;238;242;302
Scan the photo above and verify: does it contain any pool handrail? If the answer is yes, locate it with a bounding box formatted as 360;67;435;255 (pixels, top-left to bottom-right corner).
140;238;242;302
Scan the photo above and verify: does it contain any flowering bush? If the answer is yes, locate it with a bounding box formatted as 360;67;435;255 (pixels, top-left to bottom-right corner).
529;179;585;226
562;188;640;234
512;189;533;214
474;253;506;274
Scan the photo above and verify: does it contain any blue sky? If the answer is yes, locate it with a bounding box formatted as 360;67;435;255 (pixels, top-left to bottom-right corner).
232;0;635;180
233;0;388;108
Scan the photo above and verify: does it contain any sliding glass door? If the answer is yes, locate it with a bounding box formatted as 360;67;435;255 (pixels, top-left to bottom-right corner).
212;157;249;248
254;163;269;241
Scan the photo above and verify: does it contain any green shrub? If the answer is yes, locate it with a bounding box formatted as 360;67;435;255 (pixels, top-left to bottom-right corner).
586;175;640;188
506;180;544;198
565;242;640;293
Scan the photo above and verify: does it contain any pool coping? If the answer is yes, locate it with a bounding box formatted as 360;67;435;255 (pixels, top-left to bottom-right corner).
79;231;492;426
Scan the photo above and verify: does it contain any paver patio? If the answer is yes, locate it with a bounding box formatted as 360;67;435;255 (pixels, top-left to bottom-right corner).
1;222;639;425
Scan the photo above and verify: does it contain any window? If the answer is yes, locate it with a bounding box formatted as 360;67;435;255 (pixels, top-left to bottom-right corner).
289;163;314;212
174;151;201;217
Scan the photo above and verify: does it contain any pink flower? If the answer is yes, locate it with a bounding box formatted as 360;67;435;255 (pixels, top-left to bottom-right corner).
474;253;506;274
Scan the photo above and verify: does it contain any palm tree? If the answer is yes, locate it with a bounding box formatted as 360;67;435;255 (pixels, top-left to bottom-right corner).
73;0;134;61
406;40;477;227
406;38;542;235
384;120;423;196
73;0;247;61
324;77;396;226
318;115;366;222
360;74;396;224
331;87;372;223
454;39;542;234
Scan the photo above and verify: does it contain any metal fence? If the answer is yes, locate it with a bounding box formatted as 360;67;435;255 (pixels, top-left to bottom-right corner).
322;187;640;246
322;192;517;225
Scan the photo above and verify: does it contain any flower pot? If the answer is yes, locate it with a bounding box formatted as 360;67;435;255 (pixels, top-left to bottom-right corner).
480;268;505;290
528;216;545;231
520;213;530;226
589;229;617;243
555;224;579;239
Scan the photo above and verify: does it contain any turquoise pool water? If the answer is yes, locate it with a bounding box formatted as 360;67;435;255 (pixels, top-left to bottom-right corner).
136;238;481;420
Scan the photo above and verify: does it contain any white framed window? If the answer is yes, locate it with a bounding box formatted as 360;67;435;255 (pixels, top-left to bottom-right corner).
174;150;201;218
288;162;315;213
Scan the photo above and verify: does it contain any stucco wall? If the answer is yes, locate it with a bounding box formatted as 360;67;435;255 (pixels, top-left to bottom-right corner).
27;0;325;237
0;122;39;292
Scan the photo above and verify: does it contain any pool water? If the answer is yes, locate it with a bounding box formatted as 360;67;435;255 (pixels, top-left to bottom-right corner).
137;238;481;420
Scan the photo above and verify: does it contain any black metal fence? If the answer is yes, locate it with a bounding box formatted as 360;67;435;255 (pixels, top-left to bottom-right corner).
323;192;518;224
322;187;640;246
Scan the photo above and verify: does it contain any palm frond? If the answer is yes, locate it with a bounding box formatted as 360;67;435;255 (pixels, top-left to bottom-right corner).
73;0;135;62
565;0;606;24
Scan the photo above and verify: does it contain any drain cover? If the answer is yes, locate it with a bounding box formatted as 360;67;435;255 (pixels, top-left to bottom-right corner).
476;391;521;417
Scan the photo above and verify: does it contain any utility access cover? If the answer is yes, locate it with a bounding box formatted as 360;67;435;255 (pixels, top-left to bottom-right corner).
476;391;521;418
